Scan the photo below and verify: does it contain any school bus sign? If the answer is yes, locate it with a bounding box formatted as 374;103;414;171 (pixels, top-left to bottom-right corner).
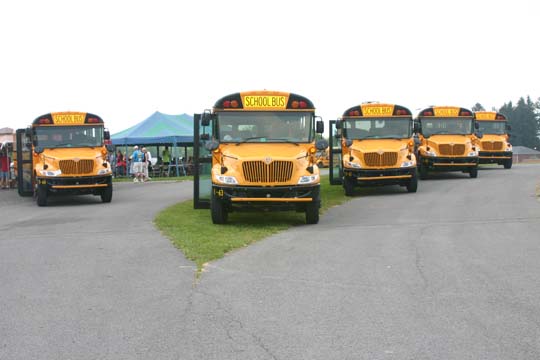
51;112;86;125
361;104;394;117
241;95;288;110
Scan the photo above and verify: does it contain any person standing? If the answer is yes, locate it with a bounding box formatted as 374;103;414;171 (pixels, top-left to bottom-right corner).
142;147;151;182
162;146;170;166
130;145;144;183
0;147;9;189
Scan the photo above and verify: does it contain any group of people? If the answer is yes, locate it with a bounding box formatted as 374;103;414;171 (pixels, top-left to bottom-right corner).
112;145;178;181
129;145;152;183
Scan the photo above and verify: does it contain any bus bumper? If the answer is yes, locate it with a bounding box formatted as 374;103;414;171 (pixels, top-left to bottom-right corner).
343;167;415;186
421;156;478;171
212;184;320;212
37;175;112;195
479;151;513;164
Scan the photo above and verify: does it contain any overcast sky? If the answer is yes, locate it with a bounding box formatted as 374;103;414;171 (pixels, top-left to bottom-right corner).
1;0;539;134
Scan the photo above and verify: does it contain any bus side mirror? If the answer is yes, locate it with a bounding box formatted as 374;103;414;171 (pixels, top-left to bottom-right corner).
25;127;32;137
200;133;210;141
205;139;219;151
335;120;342;129
316;120;324;134
474;122;479;130
104;130;111;140
201;112;214;127
106;144;115;153
316;139;328;150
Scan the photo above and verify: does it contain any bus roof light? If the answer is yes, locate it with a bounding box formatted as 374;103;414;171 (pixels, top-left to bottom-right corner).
299;101;307;109
87;117;100;123
38;118;51;124
230;100;239;108
223;100;231;108
291;101;299;109
460;110;472;116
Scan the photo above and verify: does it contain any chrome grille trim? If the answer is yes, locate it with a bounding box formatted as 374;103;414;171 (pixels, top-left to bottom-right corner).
242;161;294;183
59;159;94;175
438;144;465;156
363;152;398;167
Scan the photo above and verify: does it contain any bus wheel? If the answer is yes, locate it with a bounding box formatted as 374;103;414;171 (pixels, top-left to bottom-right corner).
343;177;355;196
101;184;113;203
504;158;513;169
211;193;228;224
305;201;319;224
407;170;418;193
469;166;478;178
36;184;48;207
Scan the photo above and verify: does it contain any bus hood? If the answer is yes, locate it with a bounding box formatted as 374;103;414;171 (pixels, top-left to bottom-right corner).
221;143;313;162
350;139;409;153
40;147;107;161
425;134;472;146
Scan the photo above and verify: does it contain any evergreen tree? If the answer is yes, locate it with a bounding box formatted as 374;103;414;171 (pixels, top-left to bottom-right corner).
471;103;485;111
499;97;540;149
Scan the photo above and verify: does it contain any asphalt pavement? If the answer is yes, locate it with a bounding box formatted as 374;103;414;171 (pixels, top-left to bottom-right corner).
1;166;540;359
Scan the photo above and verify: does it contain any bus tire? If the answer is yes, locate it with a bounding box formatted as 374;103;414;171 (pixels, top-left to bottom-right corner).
469;166;478;178
504;158;512;169
211;193;228;224
101;184;113;203
36;184;48;207
407;170;418;193
343;177;355;196
305;201;319;224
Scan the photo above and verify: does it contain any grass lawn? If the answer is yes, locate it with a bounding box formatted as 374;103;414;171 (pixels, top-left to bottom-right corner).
155;175;349;272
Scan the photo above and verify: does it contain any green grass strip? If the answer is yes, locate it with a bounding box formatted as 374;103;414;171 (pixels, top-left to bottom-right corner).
155;175;349;272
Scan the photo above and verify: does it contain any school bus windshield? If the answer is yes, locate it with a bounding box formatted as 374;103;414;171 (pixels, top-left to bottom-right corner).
217;111;314;143
419;118;473;137
477;121;507;135
343;118;411;139
35;125;104;148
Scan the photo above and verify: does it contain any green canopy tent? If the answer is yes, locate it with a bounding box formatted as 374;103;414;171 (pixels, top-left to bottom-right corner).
111;111;194;176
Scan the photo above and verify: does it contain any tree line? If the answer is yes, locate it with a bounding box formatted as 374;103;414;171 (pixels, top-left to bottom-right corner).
472;96;540;150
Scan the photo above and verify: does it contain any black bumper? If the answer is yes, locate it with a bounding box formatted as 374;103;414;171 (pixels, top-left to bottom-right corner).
343;167;415;186
420;156;478;171
39;175;112;195
479;151;512;164
213;184;320;212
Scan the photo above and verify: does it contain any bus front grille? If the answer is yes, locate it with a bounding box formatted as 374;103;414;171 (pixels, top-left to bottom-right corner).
482;141;503;151
242;161;294;183
438;144;465;156
59;160;94;175
363;152;398;167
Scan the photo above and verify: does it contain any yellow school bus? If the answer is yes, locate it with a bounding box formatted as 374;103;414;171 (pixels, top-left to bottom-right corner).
15;112;114;206
328;103;417;195
475;111;513;168
415;106;480;179
193;90;327;224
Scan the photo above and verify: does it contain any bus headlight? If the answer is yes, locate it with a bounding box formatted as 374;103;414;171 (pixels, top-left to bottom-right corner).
216;175;238;184
98;168;112;175
467;151;478;156
424;150;437;157
39;169;62;176
401;161;415;168
345;161;361;169
298;174;319;184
